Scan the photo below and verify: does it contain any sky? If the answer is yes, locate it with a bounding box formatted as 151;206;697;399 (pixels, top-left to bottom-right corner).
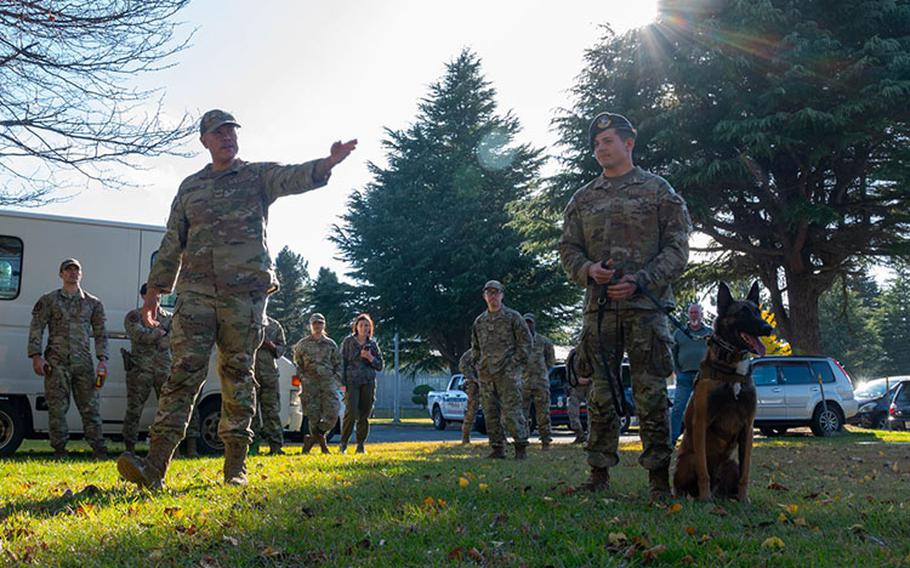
11;0;660;281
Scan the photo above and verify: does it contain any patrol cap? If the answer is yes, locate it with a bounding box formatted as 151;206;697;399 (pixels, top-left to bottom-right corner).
482;280;504;292
309;313;326;323
59;258;81;272
522;313;536;323
200;109;241;136
589;112;636;149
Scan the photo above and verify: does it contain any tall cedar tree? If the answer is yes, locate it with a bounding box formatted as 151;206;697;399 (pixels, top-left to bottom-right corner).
269;246;312;346
310;267;358;345
524;0;910;353
333;50;574;372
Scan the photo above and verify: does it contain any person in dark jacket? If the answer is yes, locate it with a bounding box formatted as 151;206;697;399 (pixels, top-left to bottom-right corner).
338;313;383;453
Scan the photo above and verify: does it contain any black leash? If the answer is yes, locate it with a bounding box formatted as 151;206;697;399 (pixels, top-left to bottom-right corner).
596;279;628;419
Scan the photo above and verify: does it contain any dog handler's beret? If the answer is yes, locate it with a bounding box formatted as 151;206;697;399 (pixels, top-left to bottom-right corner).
589;112;636;149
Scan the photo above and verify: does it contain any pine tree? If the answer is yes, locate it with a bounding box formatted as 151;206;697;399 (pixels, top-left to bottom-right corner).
268;246;312;346
332;49;574;372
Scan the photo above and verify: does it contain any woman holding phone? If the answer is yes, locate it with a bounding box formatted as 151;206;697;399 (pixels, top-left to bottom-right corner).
339;313;383;453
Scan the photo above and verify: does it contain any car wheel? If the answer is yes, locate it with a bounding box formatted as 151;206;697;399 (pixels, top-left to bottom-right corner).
432;405;447;431
0;401;26;458
196;397;224;455
872;414;889;430
619;413;631;434
810;403;843;437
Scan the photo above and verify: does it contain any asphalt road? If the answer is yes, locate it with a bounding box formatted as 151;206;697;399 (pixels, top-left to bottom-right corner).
326;423;640;445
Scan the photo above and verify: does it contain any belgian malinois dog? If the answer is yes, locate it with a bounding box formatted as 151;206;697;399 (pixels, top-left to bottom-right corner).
673;282;773;501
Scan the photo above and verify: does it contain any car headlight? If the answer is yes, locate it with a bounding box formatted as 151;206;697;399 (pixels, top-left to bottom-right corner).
859;402;877;413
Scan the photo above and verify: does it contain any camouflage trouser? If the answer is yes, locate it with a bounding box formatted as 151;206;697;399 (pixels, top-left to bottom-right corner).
303;380;340;435
478;368;528;450
461;379;480;438
340;381;375;445
253;366;283;444
522;376;552;441
579;309;673;471
149;290;265;448
122;366;168;447
44;359;104;451
567;382;591;433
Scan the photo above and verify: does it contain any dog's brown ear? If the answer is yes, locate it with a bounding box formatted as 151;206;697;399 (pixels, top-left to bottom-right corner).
717;282;732;316
747;281;761;306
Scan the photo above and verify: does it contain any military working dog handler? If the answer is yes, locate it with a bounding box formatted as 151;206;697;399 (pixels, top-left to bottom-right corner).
118;110;356;488
559;113;691;501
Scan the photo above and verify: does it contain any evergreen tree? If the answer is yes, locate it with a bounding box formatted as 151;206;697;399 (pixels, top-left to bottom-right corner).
877;270;910;375
311;267;358;344
525;0;910;353
333;49;575;372
818;275;884;379
269;246;312;346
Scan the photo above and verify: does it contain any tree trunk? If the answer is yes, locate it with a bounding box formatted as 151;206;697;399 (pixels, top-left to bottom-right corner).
779;270;824;355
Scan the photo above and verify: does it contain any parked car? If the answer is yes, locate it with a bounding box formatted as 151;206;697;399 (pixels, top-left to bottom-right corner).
888;382;910;430
853;376;910;429
750;356;858;437
473;361;655;435
427;374;471;431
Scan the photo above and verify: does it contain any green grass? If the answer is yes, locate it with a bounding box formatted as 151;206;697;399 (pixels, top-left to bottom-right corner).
1;430;909;567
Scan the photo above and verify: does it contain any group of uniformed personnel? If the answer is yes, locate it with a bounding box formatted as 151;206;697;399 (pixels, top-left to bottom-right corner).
28;108;689;505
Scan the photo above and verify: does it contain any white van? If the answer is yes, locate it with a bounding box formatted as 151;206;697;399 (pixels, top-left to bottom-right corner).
0;209;303;456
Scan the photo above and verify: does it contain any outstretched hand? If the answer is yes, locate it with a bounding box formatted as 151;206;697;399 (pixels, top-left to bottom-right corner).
328;139;357;167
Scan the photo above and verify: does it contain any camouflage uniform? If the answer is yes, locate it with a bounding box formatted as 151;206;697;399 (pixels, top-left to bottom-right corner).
560;165;690;476
471;305;532;452
143;156;329;470
122;306;172;449
567;381;591;436
253;317;286;445
458;350;480;442
294;334;341;436
522;331;556;443
27;288;108;453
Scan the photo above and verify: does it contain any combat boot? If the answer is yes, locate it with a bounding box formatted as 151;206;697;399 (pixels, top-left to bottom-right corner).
580;467;610;492
184;438;198;458
486;446;506;459
318;435;330;454
92;446;109;460
269;441;285;455
541;438;551;451
124;441;136;454
300;435;317;455
53;447;68;459
117;438;175;490
338;441;348;454
514;443;528;460
571;430;587;444
248;440;260;456
355;443;365;454
648;466;671;503
460;432;471;445
223;442;249;486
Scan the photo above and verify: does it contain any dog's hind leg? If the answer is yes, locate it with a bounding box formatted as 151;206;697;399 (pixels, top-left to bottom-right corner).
712;459;740;498
673;451;699;498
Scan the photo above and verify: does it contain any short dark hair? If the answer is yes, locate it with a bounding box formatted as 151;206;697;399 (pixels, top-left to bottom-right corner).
140;283;148;296
351;313;375;336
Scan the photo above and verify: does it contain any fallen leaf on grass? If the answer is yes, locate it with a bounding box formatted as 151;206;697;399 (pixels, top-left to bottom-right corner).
163;506;184;519
608;532;628;547
681;554;696;565
74;503;95;516
642;544;667;562
478;483;489;491
667;503;683;514
260;546;283;558
761;537;785;551
709;506;728;517
458;477;470;488
198;556;220;568
448;547;464;561
222;536;239;546
767;481;789;491
685;526;696;536
467;547;484;562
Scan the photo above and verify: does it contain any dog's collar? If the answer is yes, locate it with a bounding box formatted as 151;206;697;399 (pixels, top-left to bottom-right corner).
708;335;750;365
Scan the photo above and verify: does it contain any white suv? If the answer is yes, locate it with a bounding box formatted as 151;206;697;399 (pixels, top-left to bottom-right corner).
751;356;858;437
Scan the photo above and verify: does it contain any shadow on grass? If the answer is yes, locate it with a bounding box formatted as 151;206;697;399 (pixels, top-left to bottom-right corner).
3;438;909;566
